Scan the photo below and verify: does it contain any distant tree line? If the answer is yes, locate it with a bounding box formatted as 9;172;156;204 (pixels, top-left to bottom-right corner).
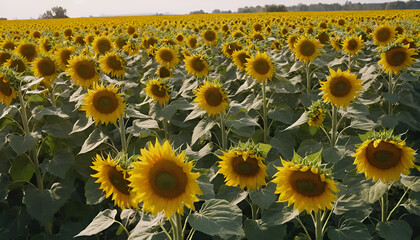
190;0;419;14
39;6;69;19
0;17;7;20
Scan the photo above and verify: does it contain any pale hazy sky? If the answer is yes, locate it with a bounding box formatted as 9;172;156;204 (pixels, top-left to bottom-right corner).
1;0;395;20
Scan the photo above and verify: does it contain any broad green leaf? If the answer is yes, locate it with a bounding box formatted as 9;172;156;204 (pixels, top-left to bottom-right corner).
401;175;420;192
40;150;75;178
402;191;420;216
360;180;388;204
0;127;10;151
334;194;373;221
129;213;165;240
191;118;214;146
244;219;286;240
382;93;400;104
249;182;277;209
84;177;106;205
261;203;299;227
267;107;293;124
42;118;73;139
322;146;341;163
376;220;412;240
349;118;377;131
0;105;18;119
133;119;159;129
21;76;44;90
75;209;117;237
10;156;34;182
226;114;259;129
270;132;296;160
32;106;70;121
79;129;109;154
327;218;371;240
120;209;136;226
8;134;38;156
0;173;11;201
197;174;216;200
70;115;94;134
216;185;248;205
25;181;73;224
303;149;322;165
184;108;205;122
188;199;244;237
283;111;307;131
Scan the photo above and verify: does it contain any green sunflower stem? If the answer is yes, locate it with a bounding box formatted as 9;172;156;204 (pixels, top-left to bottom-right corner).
118;115;127;161
348;54;351;72
306;62;311;93
171;213;183;240
163;102;169;140
314;210;324;240
262;80;268;143
331;105;338;147
49;85;56;108
388;73;393;116
220;113;227;151
381;191;389;222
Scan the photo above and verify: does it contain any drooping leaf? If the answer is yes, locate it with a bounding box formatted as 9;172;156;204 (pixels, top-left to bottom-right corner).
84;177;106;205
216;185;248;205
8;134;38;156
402;191;420;216
128;213;165;240
244;219;286;240
376;220;412;240
40;150;75;179
70;115;94;134
79;129;109;154
283;111;307;131
360;180;388;204
75;209;117;237
327;218;371;240
401;175;420;192
249;182;277;209
191;118;214;146
261;203;299;227
188;199;244;237
10;156;35;182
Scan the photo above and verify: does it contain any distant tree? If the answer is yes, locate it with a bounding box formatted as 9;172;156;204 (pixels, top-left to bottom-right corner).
212;9;221;14
0;17;7;20
264;4;287;12
189;10;207;14
40;6;69;19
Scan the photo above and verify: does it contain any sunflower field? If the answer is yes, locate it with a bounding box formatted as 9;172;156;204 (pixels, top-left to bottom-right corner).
0;9;420;240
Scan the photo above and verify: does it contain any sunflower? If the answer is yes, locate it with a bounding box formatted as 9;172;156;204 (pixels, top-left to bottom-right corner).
193;80;229;116
396;35;416;50
317;32;330;44
272;159;339;214
80;84;125;125
202;29;218;46
0;51;12;66
91;154;137;209
287;34;299;51
0;74;17;106
232;30;244;39
114;36;128;50
373;25;396;46
128;139;202;218
222;41;242;58
293;36;323;63
92;36;114;55
99;52;126;78
155;47;180;69
378;45;417;75
319;68;363;108
15;42;38;62
251;33;264;41
232;49;251;71
74;35;86;46
330;37;342;52
245;52;275;83
122;40;140;56
218;150;267;190
353;139;415;183
186;36;198;49
145;78;171;105
55;47;75;70
1;38;16;51
184;55;209;78
39;37;52;53
271;40;283;51
156;65;173;79
66;55;99;89
175;33;185;44
31;56;57;83
5;57;26;73
342;36;364;56
307;101;327;128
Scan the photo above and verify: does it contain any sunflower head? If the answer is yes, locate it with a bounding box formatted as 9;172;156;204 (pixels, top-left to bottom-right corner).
218;142;268;190
373;25;396;46
202;29;218;46
193;80;229;116
99;51;126;78
91;154;137;209
320;68;363;108
155;47;180;69
293;36;324;63
5;56;27;73
15;41;38;62
330;37;342;52
0;73;17;106
145;78;171;105
128;139;202;218
74;35;86;46
156;65;173;79
184;55;209;78
114;36;128;50
175;33;185;44
232;50;251;71
271;40;283;51
287;34;299;51
32;55;57;82
66;55;99;89
317;32;330;44
92;36;114;55
122;40;141;56
0;51;12;66
378;44;417;75
1;38;16;51
222;41;243;58
245;52;275;83
353;130;416;183
54;46;75;70
307;100;328;127
272;152;339;214
343;35;364;56
186;36;198;49
80;84;126;125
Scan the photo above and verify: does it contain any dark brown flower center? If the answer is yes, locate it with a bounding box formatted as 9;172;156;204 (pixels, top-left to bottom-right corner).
159;49;174;62
204;86;223;107
330;76;351;97
96;39;112;54
92;91;119;114
8;59;26;73
37;58;56;76
376;28;391;42
149;160;187;199
253;58;270;75
237;52;250;66
108;167;130;195
191;57;206;72
366;141;402;169
75;61;96;79
19;44;37;62
151;83;167;98
232;156;260;177
386;47;406;67
203;30;216;42
290;170;326;197
0;52;11;65
346;39;358;51
299;40;316;56
158;66;171;78
60;50;73;67
106;55;123;70
0;77;13;96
